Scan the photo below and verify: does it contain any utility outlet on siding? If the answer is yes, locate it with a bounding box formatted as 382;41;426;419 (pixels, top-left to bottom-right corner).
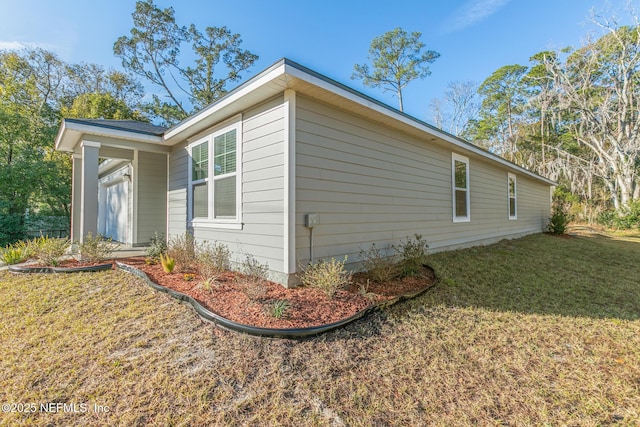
304;213;319;228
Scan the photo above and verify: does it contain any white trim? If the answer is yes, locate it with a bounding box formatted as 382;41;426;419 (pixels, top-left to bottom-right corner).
81;140;101;149
132;149;139;245
186;118;243;228
166;152;170;241
508;172;517;220
189;221;243;230
452;153;470;223
186;113;243;143
164;64;286;141
283;89;297;274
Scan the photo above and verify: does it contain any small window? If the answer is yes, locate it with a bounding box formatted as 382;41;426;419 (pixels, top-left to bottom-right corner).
452;153;470;222
508;173;517;220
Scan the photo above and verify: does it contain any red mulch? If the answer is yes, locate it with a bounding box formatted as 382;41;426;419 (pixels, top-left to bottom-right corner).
115;257;435;329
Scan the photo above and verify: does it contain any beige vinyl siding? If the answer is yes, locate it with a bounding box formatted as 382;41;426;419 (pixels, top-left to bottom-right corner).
168;145;188;237
167;96;286;274
295;95;551;266
136;151;167;244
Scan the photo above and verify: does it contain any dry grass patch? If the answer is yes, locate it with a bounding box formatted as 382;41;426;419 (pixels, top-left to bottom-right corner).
0;232;639;425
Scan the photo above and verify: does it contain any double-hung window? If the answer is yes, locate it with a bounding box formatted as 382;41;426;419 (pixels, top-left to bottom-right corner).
508;173;517;220
188;119;241;228
452;153;470;222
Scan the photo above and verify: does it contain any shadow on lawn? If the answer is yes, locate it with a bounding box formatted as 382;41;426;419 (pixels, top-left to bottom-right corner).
413;233;640;321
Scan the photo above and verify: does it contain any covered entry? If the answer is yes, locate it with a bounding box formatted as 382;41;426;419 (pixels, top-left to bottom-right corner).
55;119;169;246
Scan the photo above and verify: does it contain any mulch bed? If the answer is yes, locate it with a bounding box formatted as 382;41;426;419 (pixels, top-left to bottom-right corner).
116;257;435;329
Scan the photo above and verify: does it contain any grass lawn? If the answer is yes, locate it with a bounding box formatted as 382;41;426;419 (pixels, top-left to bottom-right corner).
0;232;639;426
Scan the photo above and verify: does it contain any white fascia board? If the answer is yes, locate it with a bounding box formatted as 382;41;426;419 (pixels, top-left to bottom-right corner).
56;120;164;152
163;62;287;143
283;63;556;187
68;121;163;143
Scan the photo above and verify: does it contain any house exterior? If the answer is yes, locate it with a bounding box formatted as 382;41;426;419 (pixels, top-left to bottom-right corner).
55;58;555;287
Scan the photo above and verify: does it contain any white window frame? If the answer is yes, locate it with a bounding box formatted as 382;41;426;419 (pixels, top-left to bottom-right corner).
452;153;470;223
187;117;242;230
508;172;517;220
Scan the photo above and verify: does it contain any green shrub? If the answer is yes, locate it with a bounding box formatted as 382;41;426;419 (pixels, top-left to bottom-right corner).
1;246;27;265
32;236;70;266
548;206;571;235
597;201;640;230
270;299;291;319
359;243;400;283
159;253;175;273
168;232;197;271
79;233;118;263
393;234;429;277
146;231;167;261
299;256;352;299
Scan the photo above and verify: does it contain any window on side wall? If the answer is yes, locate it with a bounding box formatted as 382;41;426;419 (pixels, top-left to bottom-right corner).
452;153;470;222
508;173;517;220
188;119;241;228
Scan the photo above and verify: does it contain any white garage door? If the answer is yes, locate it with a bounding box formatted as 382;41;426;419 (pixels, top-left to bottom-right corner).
103;180;129;243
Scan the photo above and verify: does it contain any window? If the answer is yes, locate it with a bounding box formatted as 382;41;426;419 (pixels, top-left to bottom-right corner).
188;119;241;227
191;141;209;218
452;153;470;222
508;173;517;219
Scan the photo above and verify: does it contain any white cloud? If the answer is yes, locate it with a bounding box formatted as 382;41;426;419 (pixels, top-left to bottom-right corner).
0;41;27;50
443;0;512;33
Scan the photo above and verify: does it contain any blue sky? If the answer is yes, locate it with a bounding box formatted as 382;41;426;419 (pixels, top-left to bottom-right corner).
0;0;634;122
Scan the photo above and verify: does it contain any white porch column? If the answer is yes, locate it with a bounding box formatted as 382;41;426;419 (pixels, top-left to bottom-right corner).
70;153;83;242
79;141;101;242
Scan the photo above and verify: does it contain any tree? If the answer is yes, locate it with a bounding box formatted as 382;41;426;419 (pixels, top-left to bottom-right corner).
470;64;529;160
543;16;640;211
0;50;60;244
429;80;480;137
61;92;147;121
64;64;145;108
114;0;258;124
352;27;440;112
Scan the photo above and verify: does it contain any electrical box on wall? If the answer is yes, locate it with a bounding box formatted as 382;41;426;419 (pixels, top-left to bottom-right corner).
304;213;319;228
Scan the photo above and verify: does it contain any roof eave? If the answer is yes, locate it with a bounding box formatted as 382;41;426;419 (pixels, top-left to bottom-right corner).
55;119;165;152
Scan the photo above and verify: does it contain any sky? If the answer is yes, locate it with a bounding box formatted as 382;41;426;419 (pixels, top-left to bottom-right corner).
0;0;635;123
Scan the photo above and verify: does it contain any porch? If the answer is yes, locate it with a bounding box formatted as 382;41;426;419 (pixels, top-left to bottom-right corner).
55;119;169;246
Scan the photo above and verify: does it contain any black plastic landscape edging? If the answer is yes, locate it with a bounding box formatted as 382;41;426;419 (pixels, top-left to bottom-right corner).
116;261;435;339
8;262;113;274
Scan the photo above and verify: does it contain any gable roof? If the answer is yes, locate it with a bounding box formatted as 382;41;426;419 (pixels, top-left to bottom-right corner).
55;58;555;186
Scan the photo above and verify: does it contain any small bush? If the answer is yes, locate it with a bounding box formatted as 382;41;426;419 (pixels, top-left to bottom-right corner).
197;241;231;281
146;231;167;262
159;253;175;273
597;201;640;230
200;277;218;292
1;246;27;265
79;233;118;263
548;190;573;234
299;256;352;299
359;243;399;283
393;234;429;277
270;299;291;319
168;232;197;271
32;236;70;266
240;254;269;300
548;206;571;235
241;254;269;282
